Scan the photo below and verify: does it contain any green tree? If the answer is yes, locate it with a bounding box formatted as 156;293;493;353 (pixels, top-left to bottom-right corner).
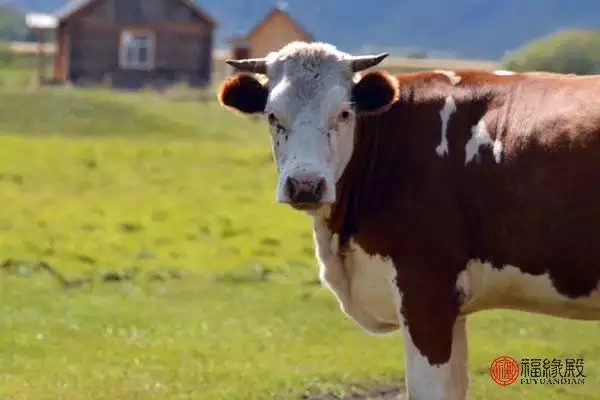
0;6;27;42
502;29;600;75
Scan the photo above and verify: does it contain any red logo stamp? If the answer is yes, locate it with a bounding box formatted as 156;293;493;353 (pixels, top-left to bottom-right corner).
490;356;520;386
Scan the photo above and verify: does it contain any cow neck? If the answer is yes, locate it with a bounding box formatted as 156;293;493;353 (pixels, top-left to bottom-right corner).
326;97;411;251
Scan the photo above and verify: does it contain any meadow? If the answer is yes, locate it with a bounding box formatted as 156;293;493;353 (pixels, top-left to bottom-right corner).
0;80;599;400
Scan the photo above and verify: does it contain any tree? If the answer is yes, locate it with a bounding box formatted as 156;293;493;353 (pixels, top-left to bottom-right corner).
0;6;27;42
502;29;600;75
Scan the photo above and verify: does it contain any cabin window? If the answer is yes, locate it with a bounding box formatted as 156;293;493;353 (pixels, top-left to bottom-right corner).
119;30;155;70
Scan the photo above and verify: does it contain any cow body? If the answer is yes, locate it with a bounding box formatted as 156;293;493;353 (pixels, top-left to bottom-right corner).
218;42;600;400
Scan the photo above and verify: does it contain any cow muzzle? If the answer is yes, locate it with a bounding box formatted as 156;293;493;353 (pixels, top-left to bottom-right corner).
280;172;329;211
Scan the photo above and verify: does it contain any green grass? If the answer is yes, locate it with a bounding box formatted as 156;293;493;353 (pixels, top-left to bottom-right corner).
1;87;600;399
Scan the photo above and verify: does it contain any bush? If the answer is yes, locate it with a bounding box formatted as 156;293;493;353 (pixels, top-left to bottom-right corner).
0;40;14;65
0;5;27;42
502;29;600;74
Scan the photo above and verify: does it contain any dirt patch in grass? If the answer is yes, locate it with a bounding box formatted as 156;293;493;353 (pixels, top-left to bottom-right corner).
302;383;404;399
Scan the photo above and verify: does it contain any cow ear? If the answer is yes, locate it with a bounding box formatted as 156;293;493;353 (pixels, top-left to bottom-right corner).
217;74;268;114
351;71;399;115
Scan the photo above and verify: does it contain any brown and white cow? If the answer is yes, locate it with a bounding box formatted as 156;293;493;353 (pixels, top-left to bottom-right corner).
217;41;600;400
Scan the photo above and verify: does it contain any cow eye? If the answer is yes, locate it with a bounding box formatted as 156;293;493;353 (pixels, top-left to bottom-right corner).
267;112;277;125
338;109;352;121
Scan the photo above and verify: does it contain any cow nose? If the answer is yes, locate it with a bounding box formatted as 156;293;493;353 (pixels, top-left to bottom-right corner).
285;174;327;203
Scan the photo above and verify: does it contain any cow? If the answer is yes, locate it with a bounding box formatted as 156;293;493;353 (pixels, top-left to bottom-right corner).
216;41;600;400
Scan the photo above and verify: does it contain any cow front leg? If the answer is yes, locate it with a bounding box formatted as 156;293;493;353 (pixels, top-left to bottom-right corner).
400;289;469;400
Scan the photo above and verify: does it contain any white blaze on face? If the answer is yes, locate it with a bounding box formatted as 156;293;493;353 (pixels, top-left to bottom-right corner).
269;86;334;203
269;84;355;203
263;45;358;205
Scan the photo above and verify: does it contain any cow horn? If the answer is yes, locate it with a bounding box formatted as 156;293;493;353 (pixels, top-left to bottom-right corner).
225;58;267;74
348;53;390;72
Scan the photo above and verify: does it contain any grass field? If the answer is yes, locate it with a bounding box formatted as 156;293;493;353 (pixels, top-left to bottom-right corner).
0;85;599;400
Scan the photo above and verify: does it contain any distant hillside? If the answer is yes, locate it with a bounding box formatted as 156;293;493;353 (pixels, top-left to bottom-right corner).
9;0;600;59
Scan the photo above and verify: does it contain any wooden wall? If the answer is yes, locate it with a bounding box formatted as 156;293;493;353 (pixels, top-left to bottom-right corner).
248;13;310;59
61;0;213;88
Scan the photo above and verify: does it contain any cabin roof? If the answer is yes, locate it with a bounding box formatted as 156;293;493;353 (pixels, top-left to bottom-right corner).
241;5;313;42
49;0;217;27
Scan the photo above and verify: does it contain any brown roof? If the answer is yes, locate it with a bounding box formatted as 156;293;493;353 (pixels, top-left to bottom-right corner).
245;6;312;42
54;0;217;27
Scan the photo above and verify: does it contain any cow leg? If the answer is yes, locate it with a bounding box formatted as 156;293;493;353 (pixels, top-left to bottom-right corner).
399;287;469;400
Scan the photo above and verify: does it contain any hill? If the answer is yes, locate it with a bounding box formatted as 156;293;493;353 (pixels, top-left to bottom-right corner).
7;0;600;59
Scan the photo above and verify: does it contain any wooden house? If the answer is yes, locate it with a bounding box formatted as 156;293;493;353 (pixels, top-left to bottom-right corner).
26;0;216;89
229;5;312;62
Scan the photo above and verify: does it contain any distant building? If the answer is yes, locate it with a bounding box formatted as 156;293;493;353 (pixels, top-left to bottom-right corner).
26;0;217;89
228;5;313;67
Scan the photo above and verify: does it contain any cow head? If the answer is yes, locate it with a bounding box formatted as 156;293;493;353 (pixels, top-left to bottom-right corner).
217;41;398;213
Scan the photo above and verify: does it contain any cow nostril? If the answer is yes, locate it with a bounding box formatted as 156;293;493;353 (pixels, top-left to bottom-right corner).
314;178;326;198
285;177;298;199
284;175;326;204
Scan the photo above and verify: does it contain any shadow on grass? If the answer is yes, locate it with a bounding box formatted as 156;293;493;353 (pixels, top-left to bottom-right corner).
0;258;315;289
0;257;186;288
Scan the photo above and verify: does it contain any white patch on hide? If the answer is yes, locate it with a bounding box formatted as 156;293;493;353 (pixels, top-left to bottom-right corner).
456;259;600;319
464;119;502;165
436;95;457;157
434;70;462;85
401;317;469;400
313;218;400;334
493;70;516;76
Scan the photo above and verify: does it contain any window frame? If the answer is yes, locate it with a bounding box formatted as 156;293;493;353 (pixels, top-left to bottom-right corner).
119;29;156;71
